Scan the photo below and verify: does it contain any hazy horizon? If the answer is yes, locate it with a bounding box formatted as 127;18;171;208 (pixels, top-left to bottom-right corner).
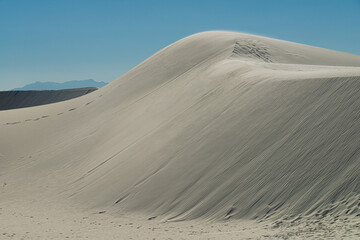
10;79;108;91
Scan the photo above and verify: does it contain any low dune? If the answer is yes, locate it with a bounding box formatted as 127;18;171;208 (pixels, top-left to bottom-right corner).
1;31;360;239
0;87;98;111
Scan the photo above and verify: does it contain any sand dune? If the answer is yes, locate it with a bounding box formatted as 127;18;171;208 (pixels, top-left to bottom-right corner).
0;87;97;111
1;31;360;239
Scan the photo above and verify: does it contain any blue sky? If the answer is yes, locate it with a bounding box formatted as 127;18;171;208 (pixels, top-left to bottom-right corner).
1;0;359;90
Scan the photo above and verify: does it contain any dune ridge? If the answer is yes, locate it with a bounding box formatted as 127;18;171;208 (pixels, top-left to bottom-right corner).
0;87;98;111
1;31;360;238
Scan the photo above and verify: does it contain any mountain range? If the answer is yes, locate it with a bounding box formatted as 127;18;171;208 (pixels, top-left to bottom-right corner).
12;79;107;91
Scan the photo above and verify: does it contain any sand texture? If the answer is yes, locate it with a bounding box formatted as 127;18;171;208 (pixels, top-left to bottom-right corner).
1;31;360;239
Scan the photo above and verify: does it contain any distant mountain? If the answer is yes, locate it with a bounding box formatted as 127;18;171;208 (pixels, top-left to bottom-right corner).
12;79;108;91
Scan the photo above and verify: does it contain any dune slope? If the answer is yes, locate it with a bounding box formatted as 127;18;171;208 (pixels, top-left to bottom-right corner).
0;87;97;111
1;31;360;228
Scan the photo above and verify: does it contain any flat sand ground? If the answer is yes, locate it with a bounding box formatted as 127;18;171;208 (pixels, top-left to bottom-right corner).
1;193;360;239
0;198;271;239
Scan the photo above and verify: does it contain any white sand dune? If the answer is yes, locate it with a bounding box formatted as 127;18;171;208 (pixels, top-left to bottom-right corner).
0;87;97;111
1;31;360;239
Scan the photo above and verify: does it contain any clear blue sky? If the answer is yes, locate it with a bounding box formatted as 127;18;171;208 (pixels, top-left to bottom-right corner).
1;0;359;90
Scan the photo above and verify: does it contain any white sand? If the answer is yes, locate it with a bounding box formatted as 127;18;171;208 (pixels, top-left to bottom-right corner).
1;31;360;239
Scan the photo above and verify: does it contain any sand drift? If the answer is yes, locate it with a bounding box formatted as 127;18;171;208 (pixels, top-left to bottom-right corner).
1;31;360;225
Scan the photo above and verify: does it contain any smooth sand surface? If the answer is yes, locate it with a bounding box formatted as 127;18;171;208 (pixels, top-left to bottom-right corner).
0;87;97;111
1;31;360;239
